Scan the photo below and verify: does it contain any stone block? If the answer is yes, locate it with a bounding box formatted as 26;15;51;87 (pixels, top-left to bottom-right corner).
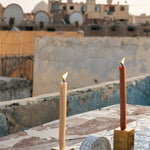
0;114;7;137
80;135;111;150
114;129;134;150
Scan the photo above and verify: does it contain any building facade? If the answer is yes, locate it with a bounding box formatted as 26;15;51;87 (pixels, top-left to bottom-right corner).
135;14;150;24
48;0;129;24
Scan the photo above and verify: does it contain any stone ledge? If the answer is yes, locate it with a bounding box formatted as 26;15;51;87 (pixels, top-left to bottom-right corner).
0;105;150;149
0;74;149;135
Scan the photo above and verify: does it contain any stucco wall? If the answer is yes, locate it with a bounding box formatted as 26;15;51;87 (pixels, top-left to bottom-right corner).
0;77;32;101
33;36;150;96
0;75;150;136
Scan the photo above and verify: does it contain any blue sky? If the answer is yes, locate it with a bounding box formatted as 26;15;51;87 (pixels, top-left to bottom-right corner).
1;0;150;15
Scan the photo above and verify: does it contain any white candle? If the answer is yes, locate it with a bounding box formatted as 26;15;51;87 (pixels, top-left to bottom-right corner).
59;72;68;150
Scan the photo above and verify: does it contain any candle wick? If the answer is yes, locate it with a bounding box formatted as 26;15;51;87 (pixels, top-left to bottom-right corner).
120;63;124;67
62;79;65;82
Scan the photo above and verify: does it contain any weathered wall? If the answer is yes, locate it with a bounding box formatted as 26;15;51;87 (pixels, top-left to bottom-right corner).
0;75;150;136
33;36;150;96
0;77;32;101
0;31;83;56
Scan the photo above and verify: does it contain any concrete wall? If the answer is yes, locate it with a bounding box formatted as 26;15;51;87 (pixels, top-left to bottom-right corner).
0;31;83;56
0;75;150;136
0;77;32;101
33;36;150;96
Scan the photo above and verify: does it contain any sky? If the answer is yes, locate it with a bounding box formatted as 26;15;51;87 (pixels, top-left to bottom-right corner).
1;0;150;15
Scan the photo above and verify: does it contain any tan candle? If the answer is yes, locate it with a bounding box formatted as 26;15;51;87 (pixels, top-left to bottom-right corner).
119;57;127;130
59;72;68;150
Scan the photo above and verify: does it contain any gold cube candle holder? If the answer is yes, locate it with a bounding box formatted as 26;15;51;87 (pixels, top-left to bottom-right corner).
114;129;135;150
51;146;75;150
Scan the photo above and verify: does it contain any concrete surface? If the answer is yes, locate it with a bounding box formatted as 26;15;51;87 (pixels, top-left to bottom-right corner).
0;75;150;135
33;36;150;95
0;104;150;150
0;77;32;101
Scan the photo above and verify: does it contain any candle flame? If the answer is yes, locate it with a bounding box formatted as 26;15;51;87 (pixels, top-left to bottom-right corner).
61;72;68;82
120;57;125;67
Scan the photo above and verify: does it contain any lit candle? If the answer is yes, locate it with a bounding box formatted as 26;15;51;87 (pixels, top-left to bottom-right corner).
119;57;126;130
59;72;68;150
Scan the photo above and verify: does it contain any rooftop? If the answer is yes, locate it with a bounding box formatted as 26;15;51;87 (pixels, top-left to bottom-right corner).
0;104;150;149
